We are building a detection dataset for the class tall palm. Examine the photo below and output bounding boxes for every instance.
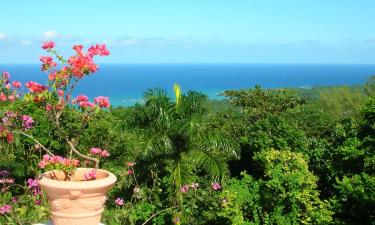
[131,86,239,203]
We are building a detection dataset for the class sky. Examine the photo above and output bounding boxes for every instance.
[0,0,375,64]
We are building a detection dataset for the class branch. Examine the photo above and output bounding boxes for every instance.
[141,206,178,225]
[65,138,99,168]
[13,131,54,156]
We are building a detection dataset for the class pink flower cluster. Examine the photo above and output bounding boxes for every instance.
[180,182,199,193]
[42,41,55,49]
[84,169,97,181]
[211,182,221,191]
[94,96,110,108]
[0,204,11,215]
[0,71,21,102]
[25,81,47,94]
[21,115,34,129]
[0,178,14,184]
[38,154,80,169]
[73,95,111,109]
[89,147,110,157]
[67,43,109,78]
[27,178,41,196]
[40,56,57,69]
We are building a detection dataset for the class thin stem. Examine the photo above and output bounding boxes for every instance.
[13,131,54,156]
[141,206,178,225]
[66,138,99,168]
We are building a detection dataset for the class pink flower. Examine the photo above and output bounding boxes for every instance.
[126,162,135,167]
[25,81,47,93]
[2,71,10,80]
[38,160,47,169]
[45,104,53,111]
[127,170,133,175]
[5,84,10,89]
[211,182,221,191]
[35,199,41,205]
[12,81,21,88]
[94,96,110,108]
[73,45,84,53]
[180,184,189,193]
[21,115,34,129]
[84,169,97,181]
[41,41,55,49]
[90,147,102,155]
[0,204,12,215]
[57,89,64,96]
[43,154,50,161]
[7,95,15,102]
[11,197,18,203]
[0,93,7,101]
[76,95,89,102]
[115,197,124,206]
[88,44,110,56]
[40,56,57,68]
[27,178,39,189]
[100,150,110,157]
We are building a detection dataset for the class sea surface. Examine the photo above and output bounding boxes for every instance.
[1,64,375,106]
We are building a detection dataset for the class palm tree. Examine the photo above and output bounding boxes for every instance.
[130,86,239,203]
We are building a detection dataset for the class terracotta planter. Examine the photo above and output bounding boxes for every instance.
[38,168,116,225]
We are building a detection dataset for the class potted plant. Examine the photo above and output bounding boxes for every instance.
[0,41,116,225]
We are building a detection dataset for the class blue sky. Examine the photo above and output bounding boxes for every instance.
[0,0,375,63]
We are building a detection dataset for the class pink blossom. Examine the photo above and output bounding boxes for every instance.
[57,89,64,96]
[0,204,12,215]
[90,147,102,155]
[127,170,133,175]
[45,104,53,111]
[94,96,110,108]
[8,95,15,102]
[115,197,124,206]
[12,81,21,88]
[5,84,10,89]
[0,93,7,101]
[126,162,135,167]
[21,115,34,129]
[84,169,97,181]
[2,71,10,80]
[27,178,39,189]
[38,160,47,169]
[0,178,15,184]
[25,81,47,93]
[40,56,57,68]
[11,197,18,203]
[88,44,110,56]
[41,41,55,49]
[100,150,110,157]
[180,184,189,193]
[76,95,89,102]
[211,182,221,191]
[73,45,84,53]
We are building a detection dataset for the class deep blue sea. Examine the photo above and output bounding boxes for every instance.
[1,64,375,106]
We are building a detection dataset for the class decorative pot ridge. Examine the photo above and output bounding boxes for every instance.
[38,168,116,225]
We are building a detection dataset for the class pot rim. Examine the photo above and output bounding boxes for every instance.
[38,168,117,190]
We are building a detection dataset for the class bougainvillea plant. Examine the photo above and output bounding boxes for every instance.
[0,41,112,181]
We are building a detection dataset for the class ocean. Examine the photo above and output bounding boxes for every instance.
[1,64,375,106]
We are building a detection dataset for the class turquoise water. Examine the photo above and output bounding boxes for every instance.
[1,64,375,106]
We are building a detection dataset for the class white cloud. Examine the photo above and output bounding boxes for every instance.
[117,37,141,46]
[19,40,33,46]
[43,30,60,39]
[0,33,6,40]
